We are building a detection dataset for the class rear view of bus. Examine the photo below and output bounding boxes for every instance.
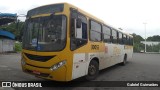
[21,3,133,81]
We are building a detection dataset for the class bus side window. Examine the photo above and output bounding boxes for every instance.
[75,15,87,39]
[119,32,123,44]
[103,25,111,43]
[128,37,130,45]
[126,36,129,45]
[129,37,133,45]
[90,20,102,42]
[112,29,117,44]
[122,34,124,44]
[123,34,126,44]
[110,29,113,43]
[130,37,133,45]
[117,31,119,44]
[128,36,130,45]
[70,9,88,50]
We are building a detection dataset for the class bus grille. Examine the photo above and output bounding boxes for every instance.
[24,53,55,62]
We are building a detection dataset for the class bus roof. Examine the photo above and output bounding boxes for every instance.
[64,3,133,37]
[27,2,133,38]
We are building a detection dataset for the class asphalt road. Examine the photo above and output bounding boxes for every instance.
[0,53,160,90]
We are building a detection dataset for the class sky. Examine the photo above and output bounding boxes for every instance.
[0,0,160,38]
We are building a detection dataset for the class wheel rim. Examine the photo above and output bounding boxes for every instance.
[89,64,96,76]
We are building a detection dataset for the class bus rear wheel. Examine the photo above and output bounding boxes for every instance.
[85,60,99,80]
[121,54,127,66]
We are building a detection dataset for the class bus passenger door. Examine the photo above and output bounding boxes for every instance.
[70,9,88,79]
[72,53,88,79]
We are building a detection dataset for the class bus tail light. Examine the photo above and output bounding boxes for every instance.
[50,60,66,71]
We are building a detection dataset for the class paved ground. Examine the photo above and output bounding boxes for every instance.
[0,53,160,90]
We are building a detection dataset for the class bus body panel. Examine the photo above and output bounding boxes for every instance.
[72,53,87,79]
[124,45,133,60]
[22,49,74,81]
[21,3,133,81]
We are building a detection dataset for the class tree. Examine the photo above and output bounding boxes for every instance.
[132,33,144,52]
[0,21,24,41]
[132,33,144,43]
[147,35,160,41]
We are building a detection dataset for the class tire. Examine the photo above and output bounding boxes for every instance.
[85,60,99,80]
[121,54,127,66]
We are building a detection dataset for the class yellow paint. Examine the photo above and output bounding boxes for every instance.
[22,3,73,81]
[125,45,133,49]
[22,3,133,81]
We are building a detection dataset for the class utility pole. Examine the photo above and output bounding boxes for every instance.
[143,23,147,53]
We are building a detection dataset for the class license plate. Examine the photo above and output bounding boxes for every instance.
[32,70,40,75]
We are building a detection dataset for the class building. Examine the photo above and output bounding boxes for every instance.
[0,13,17,25]
[0,29,15,53]
[0,13,17,53]
[141,41,160,46]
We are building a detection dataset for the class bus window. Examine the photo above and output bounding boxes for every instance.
[103,25,111,43]
[112,29,117,44]
[123,34,126,44]
[129,37,133,45]
[90,20,102,41]
[126,36,129,45]
[119,32,123,44]
[70,10,88,50]
[23,15,67,51]
[117,31,119,44]
[75,14,87,39]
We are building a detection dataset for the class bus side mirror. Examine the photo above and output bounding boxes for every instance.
[76,18,81,28]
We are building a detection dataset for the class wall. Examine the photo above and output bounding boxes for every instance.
[0,39,15,53]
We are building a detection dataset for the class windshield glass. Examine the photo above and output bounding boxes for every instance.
[23,15,66,51]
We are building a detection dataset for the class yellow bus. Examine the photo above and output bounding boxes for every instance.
[21,3,133,81]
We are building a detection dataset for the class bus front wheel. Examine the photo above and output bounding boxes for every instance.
[85,60,99,80]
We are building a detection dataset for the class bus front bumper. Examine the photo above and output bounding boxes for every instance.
[22,64,67,81]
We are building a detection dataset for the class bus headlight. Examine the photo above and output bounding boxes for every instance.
[21,57,26,65]
[50,60,66,71]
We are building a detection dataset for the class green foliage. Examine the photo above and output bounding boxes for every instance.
[15,42,22,52]
[147,35,160,41]
[132,33,144,52]
[132,33,144,43]
[132,33,160,52]
[146,44,160,52]
[146,35,160,52]
[133,43,144,52]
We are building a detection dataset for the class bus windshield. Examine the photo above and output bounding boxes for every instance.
[23,15,66,51]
